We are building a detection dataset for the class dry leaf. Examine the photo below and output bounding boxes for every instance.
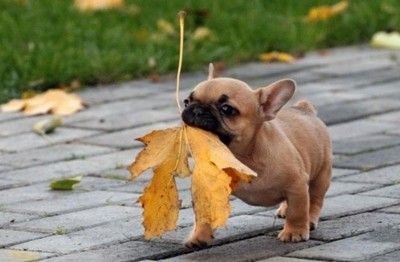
[371,31,400,49]
[0,89,84,116]
[259,51,296,63]
[75,0,124,11]
[50,176,82,190]
[32,116,64,135]
[306,1,348,22]
[129,125,256,239]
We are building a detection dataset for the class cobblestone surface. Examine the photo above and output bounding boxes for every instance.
[1,45,400,261]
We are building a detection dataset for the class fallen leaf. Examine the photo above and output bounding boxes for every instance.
[0,89,84,116]
[7,250,41,261]
[129,125,256,239]
[306,1,348,22]
[259,51,296,63]
[371,31,400,49]
[75,0,124,11]
[32,116,64,136]
[50,176,82,190]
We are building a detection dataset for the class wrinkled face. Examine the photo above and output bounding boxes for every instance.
[181,78,261,145]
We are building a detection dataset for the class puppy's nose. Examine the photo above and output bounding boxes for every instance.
[192,106,204,115]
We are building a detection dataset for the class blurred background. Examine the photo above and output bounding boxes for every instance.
[1,0,400,103]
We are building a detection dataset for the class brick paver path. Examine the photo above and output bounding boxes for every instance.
[1,46,400,261]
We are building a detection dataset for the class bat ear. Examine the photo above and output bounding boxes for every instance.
[257,79,296,120]
[208,63,215,80]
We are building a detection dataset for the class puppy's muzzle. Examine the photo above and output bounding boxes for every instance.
[181,104,220,132]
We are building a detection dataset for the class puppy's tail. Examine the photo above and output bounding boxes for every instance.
[294,99,317,115]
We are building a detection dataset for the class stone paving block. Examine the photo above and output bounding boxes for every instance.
[0,143,115,168]
[361,184,400,199]
[40,240,182,262]
[11,218,143,254]
[364,250,400,262]
[328,119,397,140]
[0,249,54,261]
[0,212,36,227]
[3,191,139,215]
[230,199,270,216]
[339,164,400,185]
[334,145,400,170]
[326,181,378,197]
[311,57,396,76]
[80,121,179,149]
[158,215,282,245]
[0,229,47,247]
[74,176,129,191]
[379,205,400,214]
[353,80,400,98]
[259,257,325,262]
[320,194,400,219]
[0,183,65,205]
[319,98,400,125]
[67,108,178,131]
[0,115,48,137]
[2,149,136,183]
[310,212,400,241]
[66,95,174,124]
[0,178,26,190]
[372,110,400,123]
[306,91,368,107]
[96,168,132,180]
[288,226,400,261]
[333,134,400,155]
[9,205,141,233]
[161,236,321,262]
[332,168,358,178]
[0,112,22,123]
[0,127,100,152]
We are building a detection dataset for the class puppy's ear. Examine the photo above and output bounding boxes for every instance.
[257,79,296,120]
[208,63,215,80]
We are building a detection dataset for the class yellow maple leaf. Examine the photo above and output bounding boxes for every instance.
[1,89,84,116]
[129,125,256,239]
[305,1,348,22]
[74,0,124,11]
[259,51,295,63]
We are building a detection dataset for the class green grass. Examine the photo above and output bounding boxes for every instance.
[1,0,400,103]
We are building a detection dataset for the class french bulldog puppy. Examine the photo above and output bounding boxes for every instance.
[181,64,332,247]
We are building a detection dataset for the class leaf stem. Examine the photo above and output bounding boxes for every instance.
[175,11,186,113]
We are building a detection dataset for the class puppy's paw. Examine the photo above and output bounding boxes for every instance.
[184,225,213,248]
[275,205,287,218]
[277,227,309,242]
[310,221,318,231]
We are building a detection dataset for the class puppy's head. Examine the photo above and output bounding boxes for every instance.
[182,63,295,146]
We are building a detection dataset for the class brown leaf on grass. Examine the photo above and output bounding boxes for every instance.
[259,52,296,63]
[129,125,256,239]
[305,1,348,22]
[74,0,124,11]
[1,89,84,116]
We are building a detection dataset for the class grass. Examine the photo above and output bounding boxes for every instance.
[1,0,400,103]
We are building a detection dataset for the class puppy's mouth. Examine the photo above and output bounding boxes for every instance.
[181,104,234,145]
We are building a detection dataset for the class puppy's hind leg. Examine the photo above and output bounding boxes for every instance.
[309,164,331,230]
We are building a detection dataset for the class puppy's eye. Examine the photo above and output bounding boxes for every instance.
[183,99,189,108]
[220,104,237,116]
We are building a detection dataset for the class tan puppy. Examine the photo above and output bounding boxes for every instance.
[181,64,332,247]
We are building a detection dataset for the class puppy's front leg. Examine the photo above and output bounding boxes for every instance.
[278,183,310,242]
[184,223,213,248]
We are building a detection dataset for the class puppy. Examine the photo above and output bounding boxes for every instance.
[181,64,332,247]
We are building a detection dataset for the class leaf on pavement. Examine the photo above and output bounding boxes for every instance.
[32,116,64,136]
[1,89,84,116]
[259,51,295,63]
[371,31,400,49]
[50,176,82,190]
[129,125,256,239]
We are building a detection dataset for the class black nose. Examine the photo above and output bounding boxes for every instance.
[192,106,204,115]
